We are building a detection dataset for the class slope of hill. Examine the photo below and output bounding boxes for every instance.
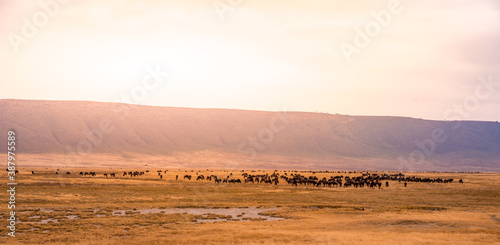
[1,99,499,171]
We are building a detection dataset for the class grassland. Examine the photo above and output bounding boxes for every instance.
[1,168,499,244]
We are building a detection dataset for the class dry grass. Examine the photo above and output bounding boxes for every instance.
[1,168,499,244]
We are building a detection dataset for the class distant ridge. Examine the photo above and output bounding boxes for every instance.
[1,99,499,171]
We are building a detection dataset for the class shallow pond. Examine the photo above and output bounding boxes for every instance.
[112,207,285,222]
[18,207,286,224]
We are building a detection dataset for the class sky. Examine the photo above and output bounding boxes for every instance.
[1,0,499,121]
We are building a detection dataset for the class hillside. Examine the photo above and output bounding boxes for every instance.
[1,99,499,171]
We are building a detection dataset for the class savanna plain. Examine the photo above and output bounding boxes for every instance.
[1,167,499,245]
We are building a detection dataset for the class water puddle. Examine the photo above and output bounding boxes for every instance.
[18,207,286,225]
[112,208,285,222]
[40,218,59,224]
[66,215,79,220]
[490,215,499,222]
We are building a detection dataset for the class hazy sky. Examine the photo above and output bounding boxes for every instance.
[1,0,499,121]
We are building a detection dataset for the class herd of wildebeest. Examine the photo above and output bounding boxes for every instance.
[174,171,463,188]
[9,168,464,188]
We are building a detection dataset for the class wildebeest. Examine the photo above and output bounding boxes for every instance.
[224,178,241,183]
[184,175,192,180]
[127,171,144,177]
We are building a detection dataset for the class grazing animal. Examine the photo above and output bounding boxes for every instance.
[184,175,192,180]
[176,175,178,180]
[66,172,70,175]
[386,181,389,187]
[104,174,108,177]
[32,171,35,174]
[459,179,463,183]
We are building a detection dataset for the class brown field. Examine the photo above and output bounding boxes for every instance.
[1,167,499,245]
